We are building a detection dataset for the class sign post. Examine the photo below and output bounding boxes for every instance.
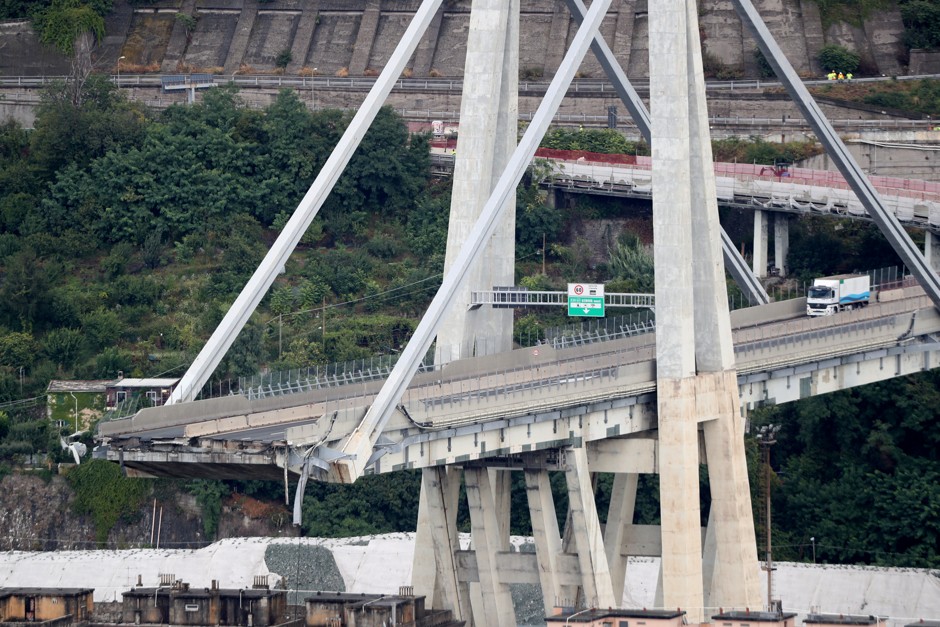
[567,283,605,317]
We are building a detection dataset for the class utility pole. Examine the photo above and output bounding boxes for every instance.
[756,423,781,612]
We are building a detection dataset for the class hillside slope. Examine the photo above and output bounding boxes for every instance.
[0,0,911,79]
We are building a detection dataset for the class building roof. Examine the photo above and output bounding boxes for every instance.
[304,591,416,608]
[0,587,94,597]
[805,615,886,625]
[546,608,686,623]
[108,378,180,389]
[123,587,283,599]
[713,610,800,622]
[46,380,111,394]
[904,622,940,627]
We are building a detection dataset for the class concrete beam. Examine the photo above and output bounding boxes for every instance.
[287,1,320,74]
[566,447,616,608]
[655,379,704,621]
[412,467,467,620]
[464,467,515,627]
[701,371,761,610]
[160,0,197,73]
[349,0,381,75]
[223,3,258,75]
[586,438,657,474]
[774,213,790,277]
[753,209,769,278]
[926,231,940,274]
[604,472,637,601]
[526,469,564,613]
[437,0,518,363]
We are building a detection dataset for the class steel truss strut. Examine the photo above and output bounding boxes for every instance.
[564,0,769,306]
[731,0,940,308]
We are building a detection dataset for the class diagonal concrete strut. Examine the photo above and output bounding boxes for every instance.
[732,0,940,309]
[166,0,445,405]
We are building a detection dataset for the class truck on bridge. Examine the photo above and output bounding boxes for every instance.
[806,273,871,316]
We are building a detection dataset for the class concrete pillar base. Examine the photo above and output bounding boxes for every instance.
[656,377,705,622]
[773,213,789,277]
[753,209,769,278]
[926,231,940,274]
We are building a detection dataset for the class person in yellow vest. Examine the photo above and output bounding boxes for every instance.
[846,72,853,80]
[827,71,837,80]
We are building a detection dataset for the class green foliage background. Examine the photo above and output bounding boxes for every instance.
[66,459,153,544]
[0,72,936,568]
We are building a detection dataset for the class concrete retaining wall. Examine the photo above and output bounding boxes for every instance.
[0,0,912,79]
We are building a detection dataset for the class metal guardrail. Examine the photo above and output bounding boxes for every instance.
[4,72,940,94]
[470,289,655,308]
[4,74,939,132]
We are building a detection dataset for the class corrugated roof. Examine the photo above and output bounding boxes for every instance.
[46,380,112,394]
[109,378,180,388]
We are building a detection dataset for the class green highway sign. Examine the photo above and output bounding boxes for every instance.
[567,296,605,317]
[567,283,605,317]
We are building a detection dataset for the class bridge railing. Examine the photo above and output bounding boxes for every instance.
[229,268,908,403]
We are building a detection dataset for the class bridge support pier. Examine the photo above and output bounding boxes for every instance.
[774,213,789,277]
[753,209,769,278]
[565,447,617,609]
[753,210,790,278]
[926,231,940,274]
[412,467,467,621]
[436,0,518,362]
[465,468,515,627]
[650,0,761,618]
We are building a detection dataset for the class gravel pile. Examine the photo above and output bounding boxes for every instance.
[511,583,546,626]
[265,543,346,604]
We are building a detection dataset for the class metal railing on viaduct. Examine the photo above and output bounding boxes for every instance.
[95,286,940,481]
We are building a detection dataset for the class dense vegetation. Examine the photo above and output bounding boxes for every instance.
[0,73,937,568]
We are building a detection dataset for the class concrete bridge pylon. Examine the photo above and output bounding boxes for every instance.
[411,0,762,623]
[650,0,761,619]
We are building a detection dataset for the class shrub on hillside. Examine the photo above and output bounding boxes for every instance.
[817,44,860,73]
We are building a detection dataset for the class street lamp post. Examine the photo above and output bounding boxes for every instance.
[756,423,781,612]
[811,536,816,563]
[117,55,125,86]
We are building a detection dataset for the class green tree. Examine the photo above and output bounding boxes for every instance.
[0,247,52,330]
[32,0,105,55]
[80,308,123,350]
[817,44,861,74]
[185,479,229,539]
[29,75,146,185]
[608,233,654,292]
[0,331,37,368]
[67,459,152,545]
[900,0,940,49]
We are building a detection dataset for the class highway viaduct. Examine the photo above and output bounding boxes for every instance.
[90,0,940,624]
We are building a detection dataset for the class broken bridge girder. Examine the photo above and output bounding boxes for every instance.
[731,0,940,309]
